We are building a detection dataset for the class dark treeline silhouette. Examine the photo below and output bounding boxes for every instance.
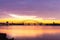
[0,22,24,26]
[0,21,60,26]
[44,22,60,26]
[0,33,14,40]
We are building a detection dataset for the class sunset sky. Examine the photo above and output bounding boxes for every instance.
[0,0,60,38]
[0,0,60,20]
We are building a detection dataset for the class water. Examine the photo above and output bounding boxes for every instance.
[0,25,60,40]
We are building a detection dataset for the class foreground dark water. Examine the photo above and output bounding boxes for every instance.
[0,25,60,40]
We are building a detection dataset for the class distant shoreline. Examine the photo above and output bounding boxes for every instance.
[0,23,60,26]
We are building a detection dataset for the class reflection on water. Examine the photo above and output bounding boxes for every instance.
[0,25,60,40]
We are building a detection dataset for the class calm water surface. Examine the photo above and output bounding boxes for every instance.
[0,25,60,40]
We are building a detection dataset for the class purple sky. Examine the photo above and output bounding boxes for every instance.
[0,0,60,19]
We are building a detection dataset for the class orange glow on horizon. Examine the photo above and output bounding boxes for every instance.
[0,18,60,23]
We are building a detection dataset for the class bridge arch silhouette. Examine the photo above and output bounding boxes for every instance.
[23,20,40,25]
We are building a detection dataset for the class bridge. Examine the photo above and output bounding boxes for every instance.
[22,20,40,25]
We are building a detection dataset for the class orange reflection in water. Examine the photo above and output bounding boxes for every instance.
[0,26,60,38]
